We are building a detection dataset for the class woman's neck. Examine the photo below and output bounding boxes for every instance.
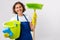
[17,13,23,16]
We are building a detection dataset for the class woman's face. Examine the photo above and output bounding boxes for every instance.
[15,4,23,14]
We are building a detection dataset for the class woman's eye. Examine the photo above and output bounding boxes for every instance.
[16,7,19,9]
[19,6,21,8]
[15,6,22,9]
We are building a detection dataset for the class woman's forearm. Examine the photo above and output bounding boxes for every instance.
[30,22,35,31]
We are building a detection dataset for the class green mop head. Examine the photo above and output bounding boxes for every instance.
[26,3,43,10]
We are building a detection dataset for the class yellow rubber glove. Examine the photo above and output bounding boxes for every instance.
[31,11,37,27]
[4,33,9,38]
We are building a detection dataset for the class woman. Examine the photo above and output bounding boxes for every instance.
[11,1,35,40]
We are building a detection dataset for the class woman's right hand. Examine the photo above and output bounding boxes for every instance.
[4,33,9,38]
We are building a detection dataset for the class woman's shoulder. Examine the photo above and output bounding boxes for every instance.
[10,15,17,21]
[24,14,32,22]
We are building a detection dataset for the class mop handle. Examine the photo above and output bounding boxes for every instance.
[33,9,37,40]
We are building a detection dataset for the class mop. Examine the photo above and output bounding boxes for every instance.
[26,3,43,40]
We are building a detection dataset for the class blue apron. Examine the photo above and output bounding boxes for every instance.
[16,14,32,40]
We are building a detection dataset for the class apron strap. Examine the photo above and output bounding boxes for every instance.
[17,14,19,21]
[17,14,29,22]
[23,14,29,22]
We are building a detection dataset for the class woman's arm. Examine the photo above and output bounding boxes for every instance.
[30,22,35,31]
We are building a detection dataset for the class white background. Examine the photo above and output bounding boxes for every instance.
[0,0,60,40]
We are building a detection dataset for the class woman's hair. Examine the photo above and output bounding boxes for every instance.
[13,1,26,14]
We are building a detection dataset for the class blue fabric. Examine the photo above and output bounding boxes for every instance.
[16,14,32,40]
[3,28,13,37]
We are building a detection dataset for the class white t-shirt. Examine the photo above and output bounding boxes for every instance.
[10,14,31,22]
